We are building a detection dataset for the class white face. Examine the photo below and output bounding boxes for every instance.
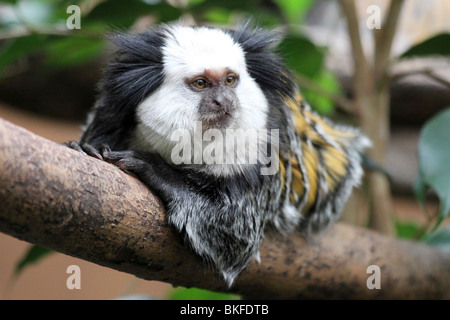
[134,25,270,173]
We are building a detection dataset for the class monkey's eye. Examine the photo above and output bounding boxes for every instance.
[192,78,208,90]
[225,75,237,86]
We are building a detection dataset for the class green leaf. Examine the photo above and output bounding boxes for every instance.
[0,34,48,77]
[85,0,154,28]
[280,34,324,78]
[400,33,450,58]
[416,107,450,227]
[395,221,420,239]
[44,36,105,69]
[15,245,53,277]
[168,287,239,300]
[191,0,259,13]
[273,0,314,24]
[151,2,183,23]
[201,7,232,24]
[413,172,428,205]
[188,0,206,5]
[424,228,450,253]
[301,69,340,114]
[85,0,181,28]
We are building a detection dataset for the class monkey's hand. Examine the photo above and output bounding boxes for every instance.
[67,142,180,200]
[67,141,106,161]
[101,149,184,201]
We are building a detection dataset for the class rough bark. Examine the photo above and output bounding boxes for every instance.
[0,118,449,299]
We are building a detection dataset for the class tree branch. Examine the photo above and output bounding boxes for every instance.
[374,0,405,88]
[339,0,397,236]
[391,67,450,89]
[0,117,449,299]
[295,73,354,114]
[339,0,371,87]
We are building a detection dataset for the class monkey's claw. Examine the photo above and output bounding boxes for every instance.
[67,141,104,160]
[101,150,144,173]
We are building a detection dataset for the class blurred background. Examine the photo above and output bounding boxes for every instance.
[0,0,449,299]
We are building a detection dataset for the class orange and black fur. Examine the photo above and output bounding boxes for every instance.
[269,92,369,235]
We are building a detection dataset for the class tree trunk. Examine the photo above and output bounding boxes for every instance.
[339,0,405,236]
[360,91,395,235]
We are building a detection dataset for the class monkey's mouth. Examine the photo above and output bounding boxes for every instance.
[201,111,233,128]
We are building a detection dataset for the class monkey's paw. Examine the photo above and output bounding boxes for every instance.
[66,141,109,161]
[101,150,147,174]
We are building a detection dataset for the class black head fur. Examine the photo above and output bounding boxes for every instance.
[228,22,297,101]
[81,27,167,148]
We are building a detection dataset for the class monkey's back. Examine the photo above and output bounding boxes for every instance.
[267,92,370,234]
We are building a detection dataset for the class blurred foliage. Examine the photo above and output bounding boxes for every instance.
[167,287,239,300]
[0,0,339,113]
[396,19,450,251]
[400,33,450,58]
[414,107,450,231]
[424,227,450,253]
[395,220,420,240]
[14,244,53,277]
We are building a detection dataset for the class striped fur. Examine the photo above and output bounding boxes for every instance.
[270,92,370,234]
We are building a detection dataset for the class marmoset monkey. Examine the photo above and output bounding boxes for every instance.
[69,22,369,286]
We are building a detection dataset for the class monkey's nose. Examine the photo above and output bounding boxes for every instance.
[211,98,235,113]
[212,100,222,108]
